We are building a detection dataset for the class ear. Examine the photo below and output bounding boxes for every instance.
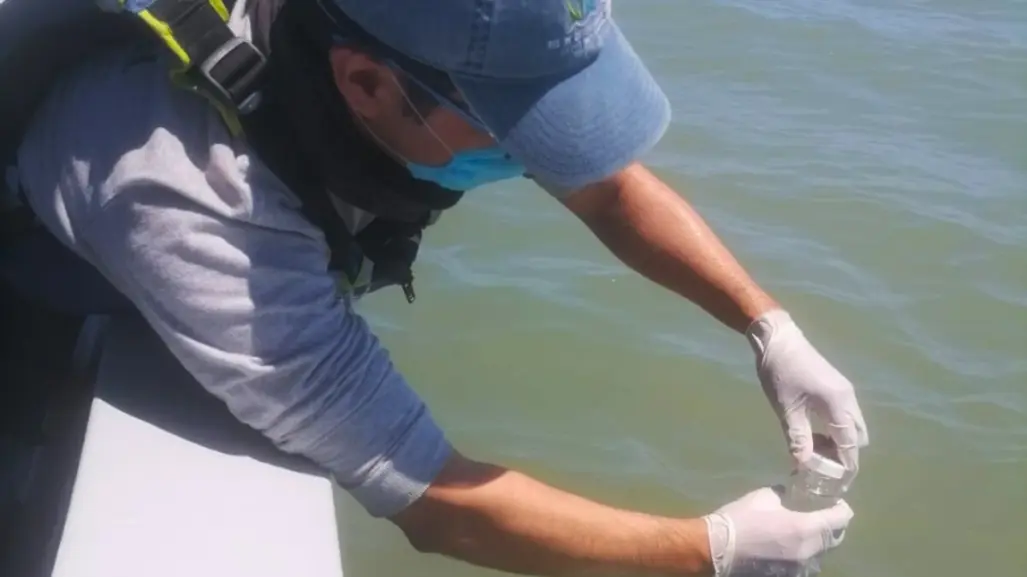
[328,45,398,119]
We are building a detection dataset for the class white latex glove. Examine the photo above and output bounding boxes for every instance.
[704,486,853,577]
[746,309,869,481]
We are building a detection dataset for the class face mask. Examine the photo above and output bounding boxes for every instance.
[366,72,526,191]
[406,147,525,191]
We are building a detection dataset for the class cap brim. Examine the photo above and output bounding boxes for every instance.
[451,21,670,191]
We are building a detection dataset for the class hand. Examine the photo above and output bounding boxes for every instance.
[704,486,853,577]
[745,309,869,481]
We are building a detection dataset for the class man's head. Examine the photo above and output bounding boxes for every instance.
[327,39,496,171]
[318,0,670,192]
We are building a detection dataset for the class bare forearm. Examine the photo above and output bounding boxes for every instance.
[392,453,713,576]
[565,164,777,333]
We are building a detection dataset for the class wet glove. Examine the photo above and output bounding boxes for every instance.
[704,486,853,576]
[746,309,869,481]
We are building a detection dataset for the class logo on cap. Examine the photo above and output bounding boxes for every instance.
[566,0,597,22]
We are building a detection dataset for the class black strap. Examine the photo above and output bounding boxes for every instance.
[238,90,356,272]
[176,0,451,301]
[145,0,267,112]
[241,81,429,301]
[284,0,466,217]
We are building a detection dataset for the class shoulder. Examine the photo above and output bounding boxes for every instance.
[16,47,317,249]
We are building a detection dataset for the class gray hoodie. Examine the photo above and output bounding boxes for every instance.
[14,1,453,518]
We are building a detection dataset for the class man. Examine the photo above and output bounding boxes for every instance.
[0,0,868,575]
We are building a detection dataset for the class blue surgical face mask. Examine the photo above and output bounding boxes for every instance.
[406,147,525,191]
[383,66,526,191]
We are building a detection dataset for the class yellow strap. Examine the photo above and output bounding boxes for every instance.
[125,0,245,136]
[138,9,191,67]
[209,0,229,21]
[132,0,230,67]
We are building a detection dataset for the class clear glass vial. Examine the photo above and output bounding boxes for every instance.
[784,452,847,512]
[783,452,847,577]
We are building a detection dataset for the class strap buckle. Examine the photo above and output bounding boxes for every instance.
[198,36,267,114]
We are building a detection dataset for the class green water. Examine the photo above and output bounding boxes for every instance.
[336,1,1027,575]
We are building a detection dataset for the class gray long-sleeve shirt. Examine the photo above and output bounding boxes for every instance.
[13,34,461,517]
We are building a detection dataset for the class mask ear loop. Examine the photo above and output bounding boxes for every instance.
[342,69,453,168]
[329,32,466,164]
[350,109,414,166]
[396,68,492,135]
[387,72,457,158]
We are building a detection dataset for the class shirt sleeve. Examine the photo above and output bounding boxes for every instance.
[80,184,451,518]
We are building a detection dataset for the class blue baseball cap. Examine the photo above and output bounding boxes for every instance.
[326,0,670,191]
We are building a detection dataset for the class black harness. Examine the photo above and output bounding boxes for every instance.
[3,0,466,302]
[241,0,466,301]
